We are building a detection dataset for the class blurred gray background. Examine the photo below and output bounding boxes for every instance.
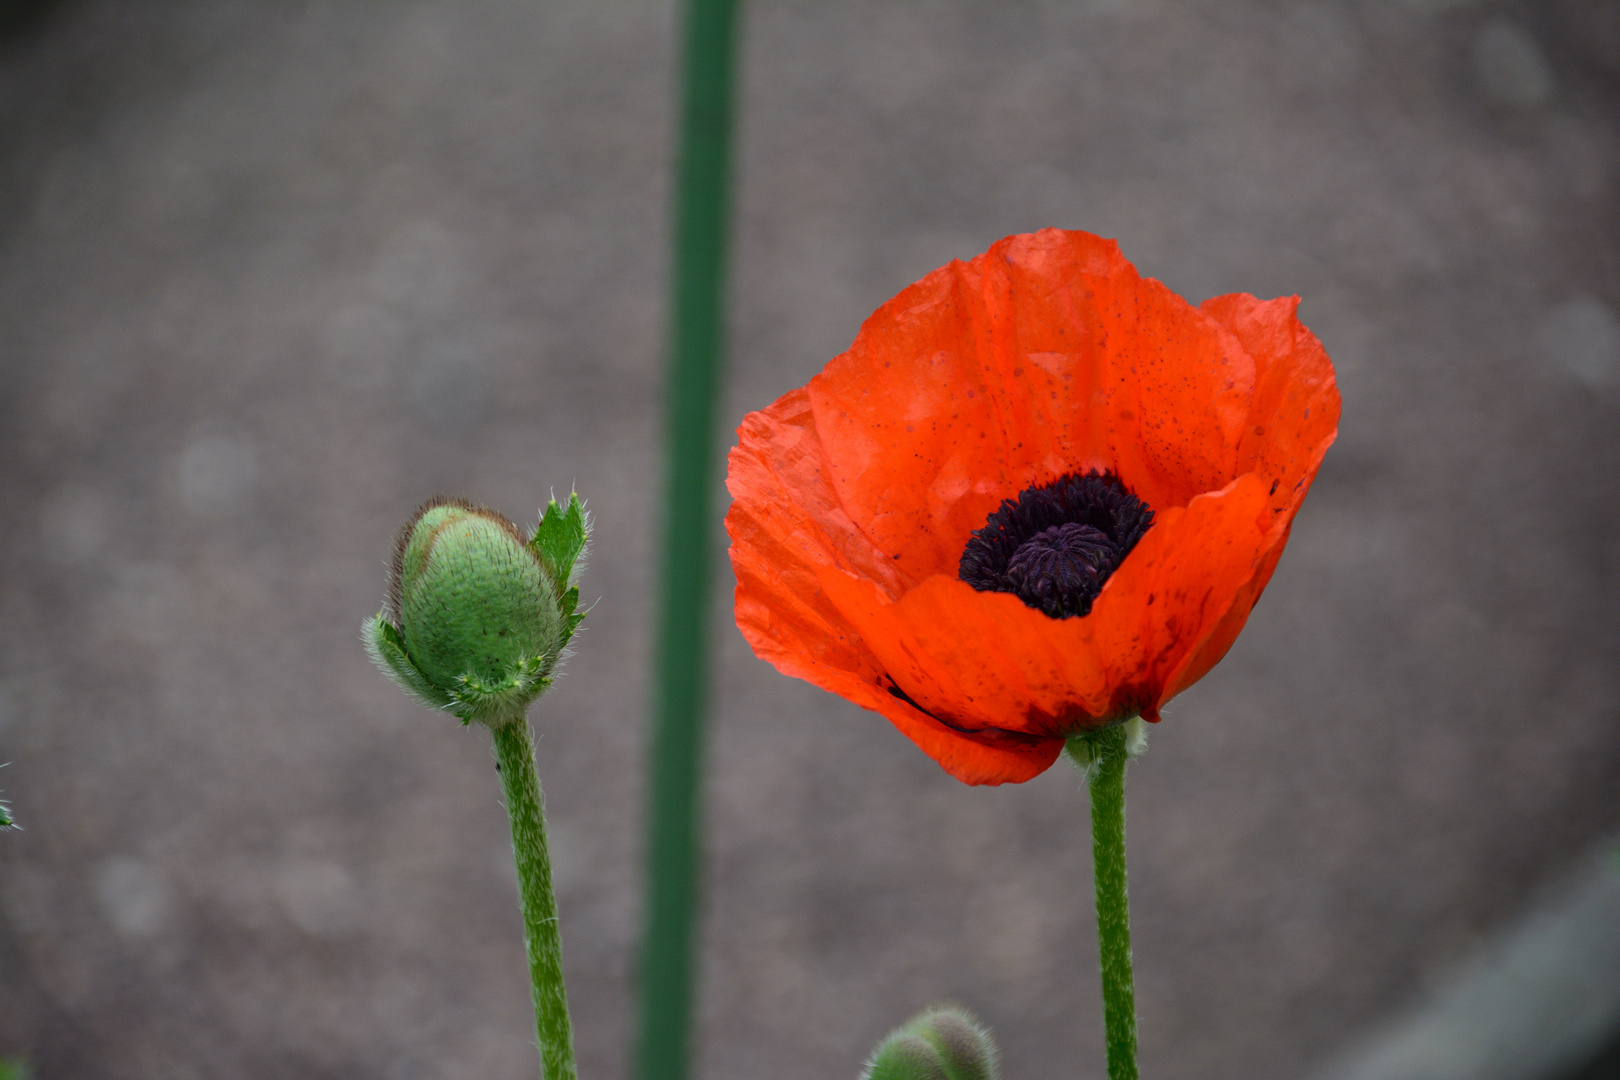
[1,2,1618,1079]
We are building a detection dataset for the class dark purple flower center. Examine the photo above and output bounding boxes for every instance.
[958,471,1153,619]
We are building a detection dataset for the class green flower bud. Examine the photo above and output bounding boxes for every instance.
[866,1035,948,1080]
[862,1006,998,1080]
[364,493,590,727]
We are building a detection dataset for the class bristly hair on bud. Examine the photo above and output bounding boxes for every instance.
[364,492,592,728]
[861,1005,999,1080]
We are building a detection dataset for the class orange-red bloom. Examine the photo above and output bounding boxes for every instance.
[725,229,1339,785]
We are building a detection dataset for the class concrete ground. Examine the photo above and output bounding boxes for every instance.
[0,2,1617,1079]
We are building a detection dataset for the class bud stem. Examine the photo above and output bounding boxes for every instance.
[1068,726,1139,1080]
[492,714,578,1080]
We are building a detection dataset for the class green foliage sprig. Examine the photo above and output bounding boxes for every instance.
[0,763,16,831]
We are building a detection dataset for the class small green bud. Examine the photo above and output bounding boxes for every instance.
[862,1006,998,1080]
[364,494,590,727]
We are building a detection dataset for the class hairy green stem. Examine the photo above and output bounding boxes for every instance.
[493,715,577,1080]
[1070,727,1139,1080]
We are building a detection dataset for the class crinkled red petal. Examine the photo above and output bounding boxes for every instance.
[726,229,1340,785]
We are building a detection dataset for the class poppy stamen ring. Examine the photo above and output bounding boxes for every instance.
[958,471,1154,619]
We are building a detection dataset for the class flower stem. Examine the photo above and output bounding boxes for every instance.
[1070,726,1139,1080]
[492,714,577,1080]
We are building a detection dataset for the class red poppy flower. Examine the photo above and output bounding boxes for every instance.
[725,229,1339,785]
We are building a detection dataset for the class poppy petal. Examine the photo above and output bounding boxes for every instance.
[808,229,1256,582]
[809,474,1271,750]
[1163,528,1288,703]
[1166,294,1340,698]
[726,389,1060,785]
[1202,292,1341,519]
[727,386,896,682]
[1084,473,1275,718]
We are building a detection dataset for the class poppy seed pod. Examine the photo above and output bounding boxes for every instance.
[862,1006,999,1080]
[365,493,589,727]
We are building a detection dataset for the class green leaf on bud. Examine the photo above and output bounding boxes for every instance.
[532,492,590,649]
[862,1006,998,1080]
[363,495,591,727]
[532,492,589,586]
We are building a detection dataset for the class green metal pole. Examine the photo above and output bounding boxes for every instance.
[639,2,740,1080]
